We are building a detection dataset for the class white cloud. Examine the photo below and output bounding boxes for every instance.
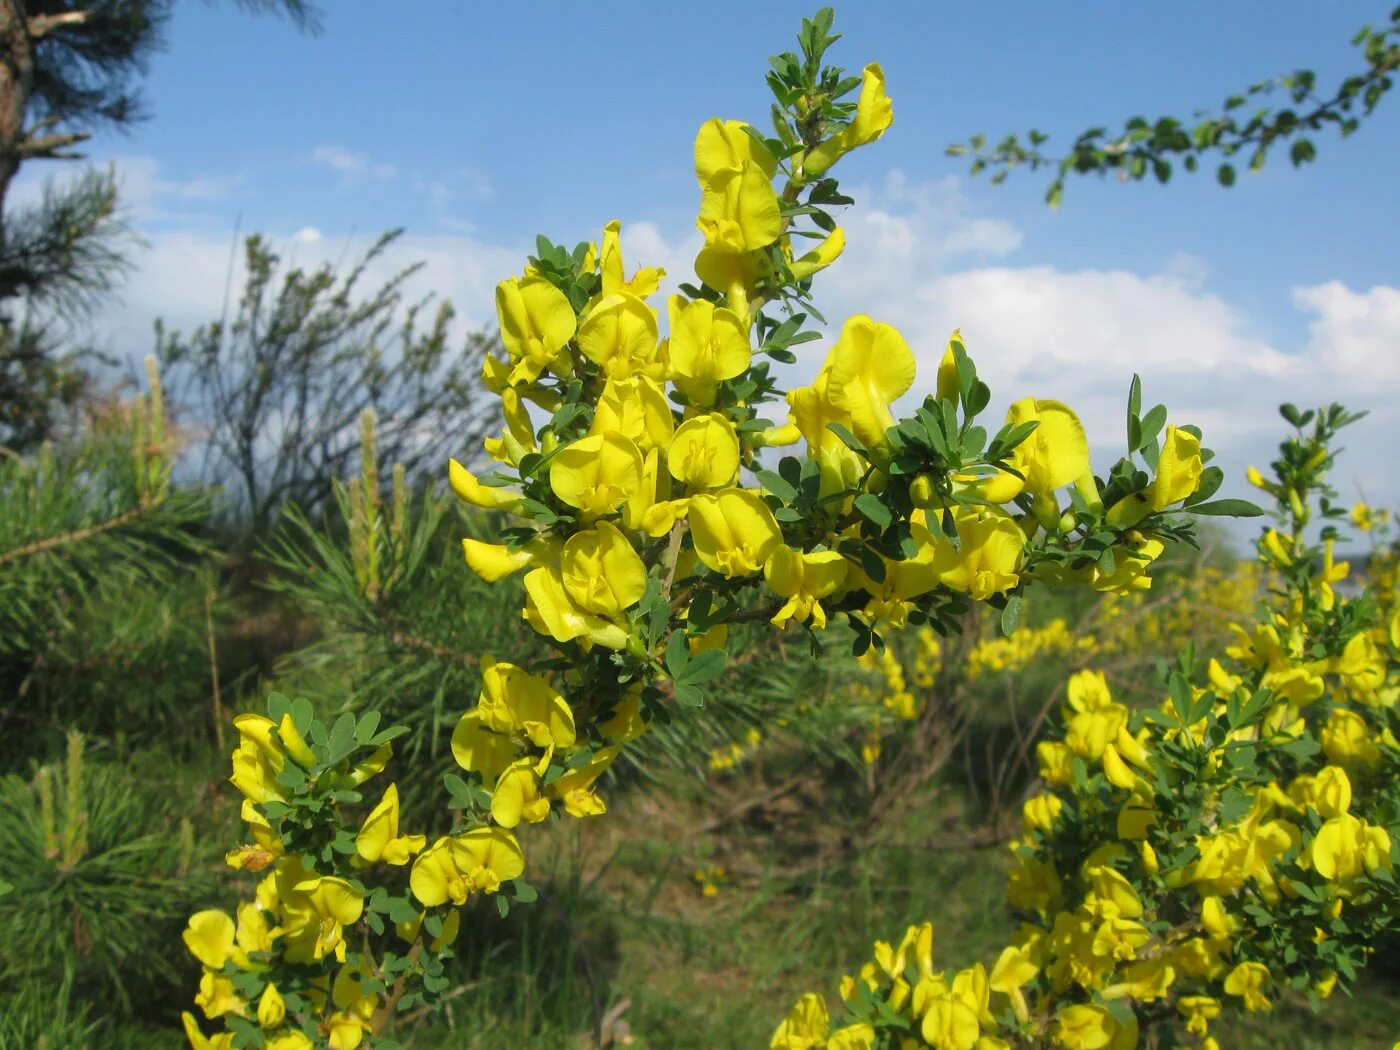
[311,145,396,180]
[1293,281,1400,385]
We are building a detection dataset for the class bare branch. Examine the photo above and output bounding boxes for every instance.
[26,9,92,40]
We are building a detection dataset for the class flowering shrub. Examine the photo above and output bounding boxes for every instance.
[772,405,1399,1049]
[183,11,1267,1047]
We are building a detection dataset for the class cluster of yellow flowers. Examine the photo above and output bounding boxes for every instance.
[965,618,1088,679]
[182,705,420,1049]
[185,12,1250,1047]
[773,414,1399,1048]
[851,635,940,765]
[693,862,731,898]
[711,726,765,773]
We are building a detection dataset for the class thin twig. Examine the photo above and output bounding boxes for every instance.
[205,584,225,752]
[0,504,146,566]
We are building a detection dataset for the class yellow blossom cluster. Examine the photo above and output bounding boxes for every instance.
[774,430,1399,1048]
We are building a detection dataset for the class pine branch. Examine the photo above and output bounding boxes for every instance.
[0,501,147,567]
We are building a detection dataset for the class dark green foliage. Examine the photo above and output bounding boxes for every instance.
[0,382,220,770]
[0,165,130,309]
[0,735,216,1020]
[950,5,1400,206]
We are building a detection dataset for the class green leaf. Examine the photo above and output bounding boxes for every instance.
[1126,373,1142,451]
[999,593,1023,636]
[512,879,539,903]
[756,469,797,503]
[854,493,892,527]
[1187,499,1264,517]
[388,896,420,925]
[674,683,705,709]
[680,648,728,685]
[665,631,690,679]
[355,710,382,745]
[826,422,866,456]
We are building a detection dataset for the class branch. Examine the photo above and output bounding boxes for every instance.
[0,503,147,567]
[16,129,91,160]
[26,9,91,40]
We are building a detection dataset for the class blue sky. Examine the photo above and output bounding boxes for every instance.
[22,1,1399,532]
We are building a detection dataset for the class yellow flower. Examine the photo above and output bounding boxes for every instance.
[264,1031,314,1050]
[1310,812,1393,885]
[1223,961,1273,1012]
[927,511,1025,600]
[769,991,827,1049]
[491,757,551,828]
[195,970,247,1019]
[590,375,675,452]
[1320,707,1381,770]
[827,1023,876,1050]
[786,368,865,499]
[1150,425,1204,508]
[988,944,1037,1023]
[229,714,286,805]
[764,547,848,629]
[257,983,286,1029]
[919,992,981,1050]
[182,1012,236,1050]
[496,275,576,384]
[695,118,781,256]
[448,458,522,513]
[1109,425,1203,525]
[546,746,619,817]
[1291,765,1352,818]
[667,297,751,405]
[804,63,893,175]
[596,219,664,300]
[1021,792,1063,835]
[578,292,664,380]
[549,432,645,519]
[1005,397,1089,498]
[789,227,846,282]
[183,909,235,970]
[598,688,650,744]
[689,487,784,577]
[461,535,554,583]
[561,521,647,619]
[525,563,634,649]
[825,314,916,452]
[1350,501,1377,531]
[282,874,365,964]
[695,117,778,186]
[355,783,426,866]
[449,710,516,783]
[669,413,741,489]
[1177,995,1221,1036]
[1053,1003,1137,1050]
[1091,535,1165,594]
[475,657,576,749]
[409,827,526,906]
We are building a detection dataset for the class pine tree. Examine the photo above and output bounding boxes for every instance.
[0,0,319,448]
